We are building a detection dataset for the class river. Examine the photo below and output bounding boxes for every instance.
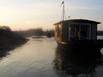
[0,37,103,77]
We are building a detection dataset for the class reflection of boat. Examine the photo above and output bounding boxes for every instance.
[53,45,101,75]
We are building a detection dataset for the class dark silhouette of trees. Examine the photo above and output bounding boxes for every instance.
[15,28,54,38]
[0,26,27,58]
[0,26,11,31]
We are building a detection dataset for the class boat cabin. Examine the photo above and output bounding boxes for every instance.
[54,19,100,43]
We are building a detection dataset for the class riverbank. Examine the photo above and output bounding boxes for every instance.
[0,29,28,58]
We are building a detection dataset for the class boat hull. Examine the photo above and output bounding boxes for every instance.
[57,40,103,61]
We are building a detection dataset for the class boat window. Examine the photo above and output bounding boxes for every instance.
[59,24,62,37]
[69,24,80,40]
[55,25,59,37]
[69,23,91,40]
[80,23,91,40]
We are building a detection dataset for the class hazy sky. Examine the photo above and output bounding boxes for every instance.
[0,0,103,30]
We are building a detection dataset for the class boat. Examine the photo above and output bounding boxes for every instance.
[53,1,103,59]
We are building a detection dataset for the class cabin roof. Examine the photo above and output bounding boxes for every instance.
[54,19,101,25]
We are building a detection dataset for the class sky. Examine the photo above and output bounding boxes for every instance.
[0,0,103,30]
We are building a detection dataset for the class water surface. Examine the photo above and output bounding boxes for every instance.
[0,37,103,77]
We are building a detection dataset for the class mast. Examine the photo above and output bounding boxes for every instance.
[62,0,65,21]
[61,0,71,20]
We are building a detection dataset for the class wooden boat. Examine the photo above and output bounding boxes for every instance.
[54,19,103,59]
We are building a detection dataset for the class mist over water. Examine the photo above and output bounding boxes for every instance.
[0,37,103,77]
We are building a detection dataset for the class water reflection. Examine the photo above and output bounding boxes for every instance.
[53,45,103,76]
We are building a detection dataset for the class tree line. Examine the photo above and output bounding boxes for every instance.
[15,28,54,38]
